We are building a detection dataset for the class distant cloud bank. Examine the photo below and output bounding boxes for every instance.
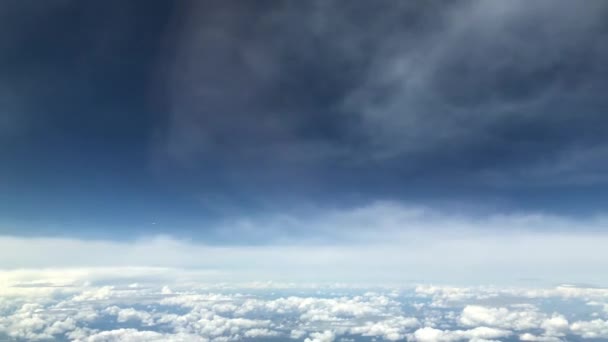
[1,202,608,284]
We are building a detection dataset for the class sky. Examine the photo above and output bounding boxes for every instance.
[2,1,608,282]
[4,1,608,341]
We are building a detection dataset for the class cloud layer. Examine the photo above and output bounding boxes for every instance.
[1,202,608,285]
[2,0,608,235]
[2,270,608,341]
[161,0,608,189]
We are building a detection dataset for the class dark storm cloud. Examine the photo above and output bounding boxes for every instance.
[2,0,608,231]
[160,1,451,163]
[160,0,608,187]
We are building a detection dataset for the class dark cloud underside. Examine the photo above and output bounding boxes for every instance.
[1,0,608,235]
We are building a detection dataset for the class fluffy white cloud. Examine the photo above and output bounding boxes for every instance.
[460,305,545,330]
[416,284,608,307]
[541,314,569,337]
[242,328,279,338]
[73,286,115,302]
[0,302,83,341]
[304,330,335,342]
[410,326,511,342]
[2,269,608,341]
[349,316,420,341]
[104,306,155,326]
[74,329,206,342]
[0,273,424,341]
[570,319,608,339]
[459,305,570,341]
[519,332,562,342]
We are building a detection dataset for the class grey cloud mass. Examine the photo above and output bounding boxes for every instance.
[162,0,608,186]
[1,0,608,236]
